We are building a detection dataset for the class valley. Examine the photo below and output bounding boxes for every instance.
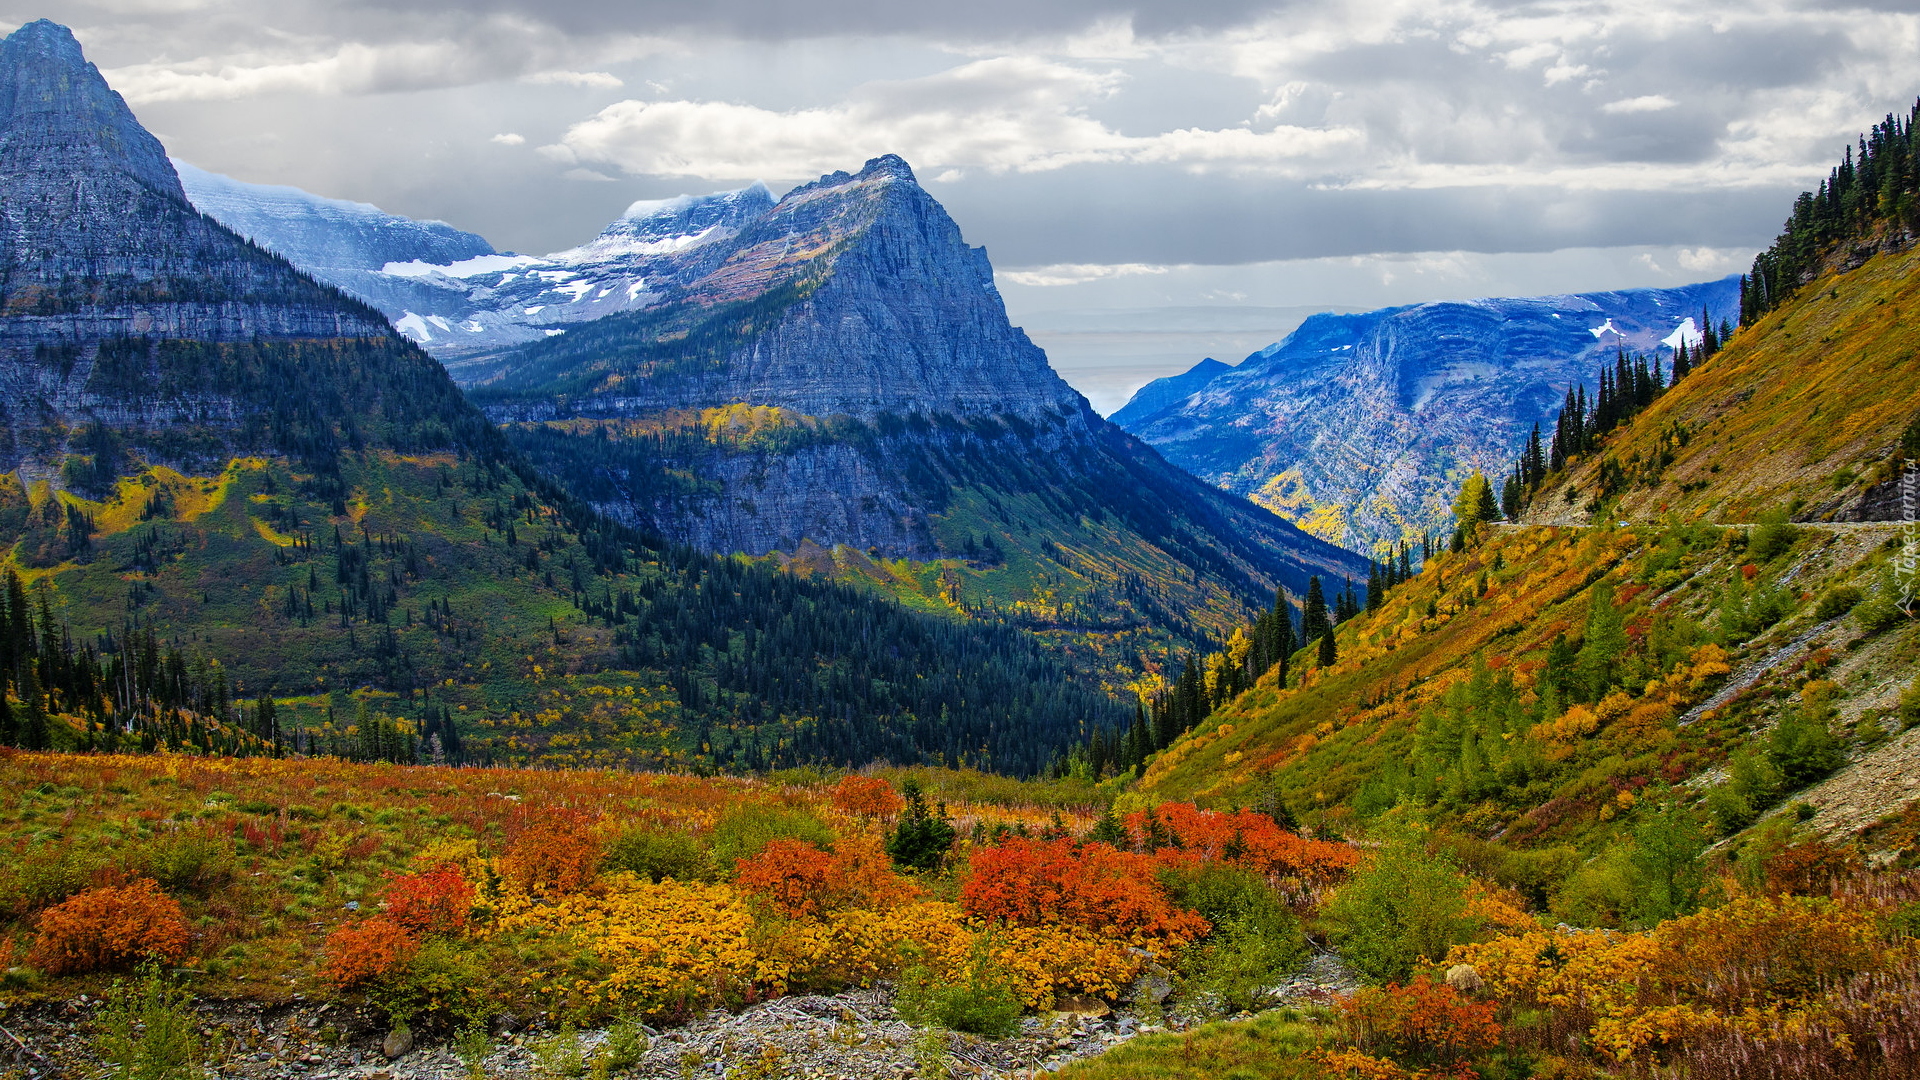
[0,13,1918,1080]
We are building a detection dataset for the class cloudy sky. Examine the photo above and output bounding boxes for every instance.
[12,0,1918,411]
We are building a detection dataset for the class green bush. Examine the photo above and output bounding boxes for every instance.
[603,826,714,883]
[1748,513,1800,562]
[886,778,957,872]
[896,939,1023,1038]
[1768,707,1846,790]
[136,829,235,895]
[0,841,103,917]
[371,937,488,1025]
[1551,847,1636,928]
[1163,865,1307,1014]
[1815,585,1864,620]
[1899,675,1920,732]
[1626,796,1709,927]
[1705,748,1783,836]
[709,805,835,873]
[94,962,202,1080]
[1322,822,1482,984]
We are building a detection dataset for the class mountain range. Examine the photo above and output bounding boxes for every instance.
[1112,279,1742,554]
[0,19,1135,773]
[186,151,1369,671]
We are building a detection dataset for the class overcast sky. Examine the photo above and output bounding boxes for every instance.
[12,0,1918,411]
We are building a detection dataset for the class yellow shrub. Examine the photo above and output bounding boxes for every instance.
[495,873,758,1016]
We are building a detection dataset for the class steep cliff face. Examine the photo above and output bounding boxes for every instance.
[0,20,480,481]
[1114,279,1741,553]
[483,156,1366,660]
[480,157,1086,422]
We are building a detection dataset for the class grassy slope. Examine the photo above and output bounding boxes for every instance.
[1533,242,1920,525]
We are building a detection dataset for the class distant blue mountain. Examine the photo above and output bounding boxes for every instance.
[1109,357,1232,430]
[1112,277,1742,553]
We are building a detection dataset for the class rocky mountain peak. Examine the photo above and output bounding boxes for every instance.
[0,19,181,201]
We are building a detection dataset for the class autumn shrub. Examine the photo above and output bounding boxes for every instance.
[500,810,602,897]
[1338,974,1500,1071]
[830,775,904,819]
[603,825,713,883]
[1456,893,1911,1065]
[382,863,474,937]
[1126,802,1359,882]
[318,916,418,988]
[27,879,190,976]
[735,834,915,919]
[493,875,759,1019]
[961,836,1209,952]
[709,805,835,873]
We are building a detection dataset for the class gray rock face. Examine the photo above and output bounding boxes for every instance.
[1114,279,1742,553]
[484,156,1087,423]
[0,20,464,479]
[486,156,1367,627]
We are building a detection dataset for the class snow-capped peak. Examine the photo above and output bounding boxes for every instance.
[548,182,775,265]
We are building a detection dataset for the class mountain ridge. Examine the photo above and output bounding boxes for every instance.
[1112,277,1741,554]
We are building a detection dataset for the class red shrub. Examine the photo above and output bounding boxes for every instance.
[735,834,918,918]
[27,879,190,975]
[961,837,1209,948]
[830,776,905,819]
[736,838,843,918]
[500,810,601,897]
[1124,802,1361,881]
[318,917,417,988]
[1338,974,1500,1070]
[382,863,474,937]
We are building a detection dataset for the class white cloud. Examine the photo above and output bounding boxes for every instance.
[1601,94,1677,115]
[521,70,624,89]
[1677,246,1737,272]
[554,56,1361,179]
[1001,262,1175,286]
[491,132,526,145]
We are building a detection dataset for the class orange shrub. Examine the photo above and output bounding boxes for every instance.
[735,834,918,918]
[830,776,904,819]
[26,879,190,975]
[499,809,602,897]
[318,916,417,988]
[1338,974,1500,1071]
[1123,802,1360,881]
[382,863,474,937]
[961,837,1209,950]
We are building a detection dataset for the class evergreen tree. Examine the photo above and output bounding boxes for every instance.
[887,777,957,871]
[1302,577,1331,651]
[1317,631,1337,668]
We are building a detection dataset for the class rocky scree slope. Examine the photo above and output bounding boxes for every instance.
[1114,278,1739,555]
[472,156,1367,659]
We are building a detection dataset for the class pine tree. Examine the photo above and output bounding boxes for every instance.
[1317,630,1337,668]
[1302,577,1331,650]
